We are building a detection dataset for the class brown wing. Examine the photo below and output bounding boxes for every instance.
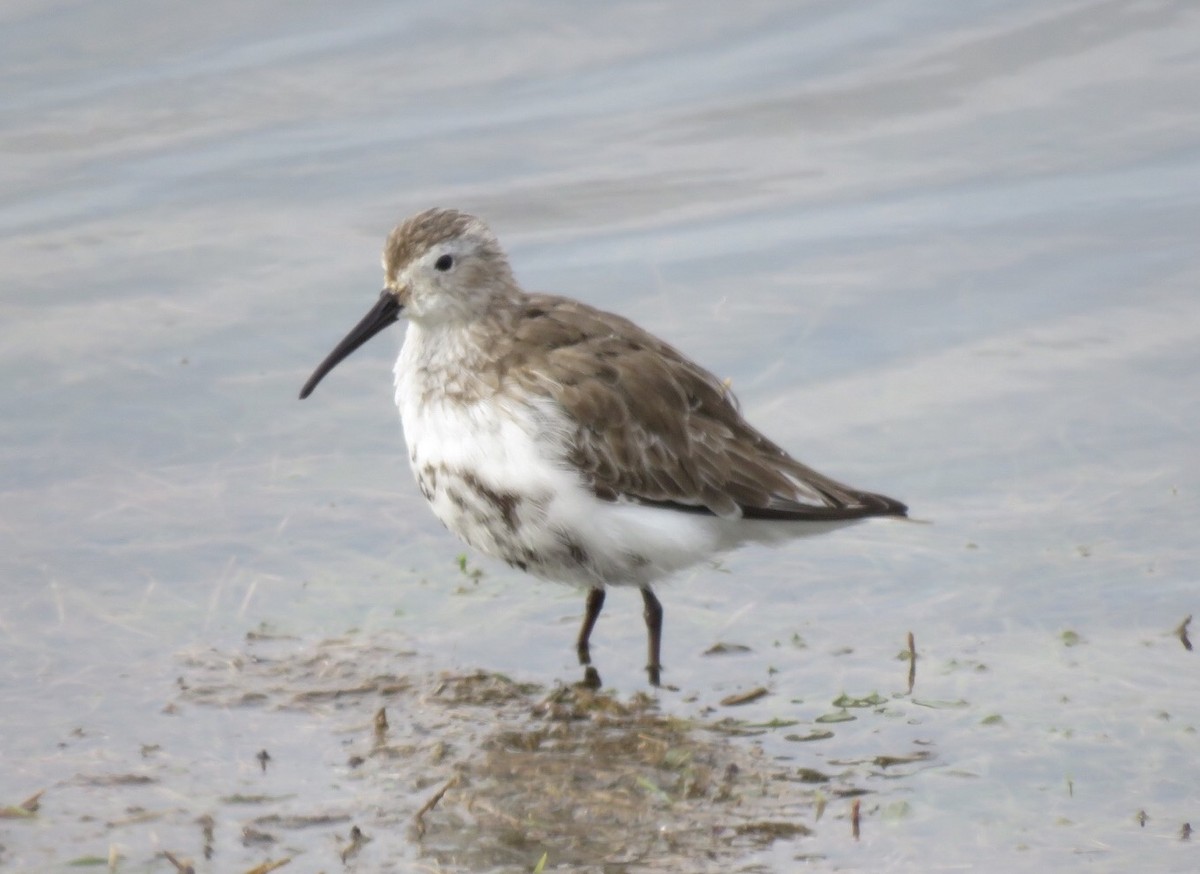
[498,294,907,521]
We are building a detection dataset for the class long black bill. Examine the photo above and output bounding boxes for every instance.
[299,290,402,399]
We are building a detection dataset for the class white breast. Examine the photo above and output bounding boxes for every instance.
[392,324,725,587]
[392,323,855,589]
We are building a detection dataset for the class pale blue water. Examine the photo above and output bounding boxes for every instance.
[2,1,1199,871]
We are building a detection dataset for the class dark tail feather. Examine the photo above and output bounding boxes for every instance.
[741,489,907,521]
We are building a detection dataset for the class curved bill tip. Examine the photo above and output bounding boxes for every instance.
[299,291,401,399]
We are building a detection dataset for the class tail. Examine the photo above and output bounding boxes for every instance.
[741,488,907,521]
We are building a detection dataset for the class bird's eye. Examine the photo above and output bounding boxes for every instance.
[434,254,454,272]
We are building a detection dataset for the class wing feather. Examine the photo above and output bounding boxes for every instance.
[499,294,907,521]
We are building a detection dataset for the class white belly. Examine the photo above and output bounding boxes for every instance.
[392,329,856,588]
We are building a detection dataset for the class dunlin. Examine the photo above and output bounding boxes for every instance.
[301,208,906,685]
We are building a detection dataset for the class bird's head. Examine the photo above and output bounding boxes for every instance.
[300,208,515,399]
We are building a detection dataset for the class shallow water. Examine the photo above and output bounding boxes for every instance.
[3,1,1199,871]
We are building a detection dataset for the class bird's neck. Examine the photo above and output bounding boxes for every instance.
[397,316,508,406]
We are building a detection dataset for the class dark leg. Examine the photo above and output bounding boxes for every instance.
[576,587,606,666]
[640,587,664,686]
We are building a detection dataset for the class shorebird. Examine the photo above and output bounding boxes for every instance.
[300,208,906,686]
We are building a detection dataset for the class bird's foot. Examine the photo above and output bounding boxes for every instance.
[646,662,662,687]
[579,666,602,690]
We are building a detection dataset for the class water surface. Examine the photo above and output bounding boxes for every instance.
[2,1,1199,871]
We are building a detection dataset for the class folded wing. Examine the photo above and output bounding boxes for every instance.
[503,294,907,522]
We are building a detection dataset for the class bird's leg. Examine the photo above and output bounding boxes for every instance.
[576,587,606,666]
[640,587,664,686]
